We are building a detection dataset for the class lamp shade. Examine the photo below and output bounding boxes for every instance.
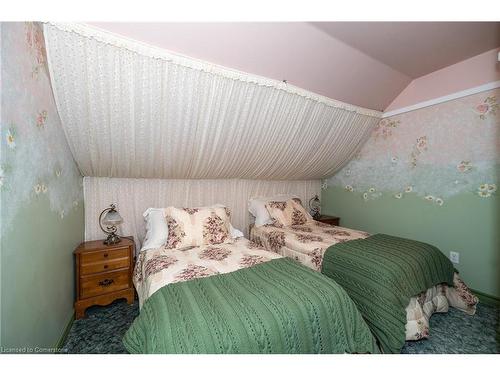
[102,209,123,226]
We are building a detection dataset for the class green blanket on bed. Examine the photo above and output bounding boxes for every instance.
[123,258,378,354]
[321,233,455,354]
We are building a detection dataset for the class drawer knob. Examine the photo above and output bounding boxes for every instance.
[103,264,109,269]
[103,253,109,258]
[98,279,114,287]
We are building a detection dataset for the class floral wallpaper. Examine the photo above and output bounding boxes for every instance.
[1,22,83,230]
[327,89,500,205]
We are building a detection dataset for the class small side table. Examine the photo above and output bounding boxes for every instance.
[315,215,340,226]
[74,237,135,319]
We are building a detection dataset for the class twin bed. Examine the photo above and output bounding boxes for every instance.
[250,221,477,352]
[125,237,378,353]
[123,198,477,354]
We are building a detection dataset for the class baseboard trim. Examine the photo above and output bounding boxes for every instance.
[55,311,75,350]
[472,289,500,307]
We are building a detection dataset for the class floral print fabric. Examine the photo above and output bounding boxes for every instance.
[165,216,186,249]
[203,212,229,244]
[164,206,233,250]
[250,221,368,271]
[134,237,281,308]
[265,199,314,227]
[405,273,477,341]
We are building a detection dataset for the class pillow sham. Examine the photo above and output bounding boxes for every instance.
[141,208,169,252]
[213,204,244,238]
[164,205,234,250]
[140,205,243,252]
[265,198,313,227]
[248,194,301,227]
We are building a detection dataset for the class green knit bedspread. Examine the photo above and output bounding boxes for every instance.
[123,258,378,354]
[321,234,455,354]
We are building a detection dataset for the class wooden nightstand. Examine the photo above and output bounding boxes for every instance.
[315,215,340,226]
[74,237,135,319]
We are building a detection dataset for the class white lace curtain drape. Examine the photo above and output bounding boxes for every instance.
[43,23,381,180]
[84,177,320,248]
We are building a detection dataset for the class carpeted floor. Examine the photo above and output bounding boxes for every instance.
[62,299,499,354]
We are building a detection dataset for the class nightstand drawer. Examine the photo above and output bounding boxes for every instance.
[80,257,130,276]
[80,270,130,299]
[80,247,129,265]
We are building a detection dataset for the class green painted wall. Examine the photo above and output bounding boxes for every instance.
[0,196,84,350]
[0,22,85,351]
[322,186,500,299]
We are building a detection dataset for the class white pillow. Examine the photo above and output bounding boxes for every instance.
[140,208,168,252]
[248,194,299,227]
[229,225,244,239]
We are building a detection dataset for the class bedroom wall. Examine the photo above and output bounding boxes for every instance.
[84,177,320,250]
[0,23,84,350]
[323,87,500,299]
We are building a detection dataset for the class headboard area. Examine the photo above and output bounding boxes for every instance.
[84,177,321,249]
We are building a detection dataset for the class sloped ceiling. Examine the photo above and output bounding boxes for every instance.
[44,23,381,181]
[45,22,498,182]
[87,22,412,111]
[88,22,500,111]
[312,22,500,79]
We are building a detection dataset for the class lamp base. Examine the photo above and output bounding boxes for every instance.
[103,233,121,245]
[311,210,321,220]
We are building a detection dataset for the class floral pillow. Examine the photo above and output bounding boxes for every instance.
[265,198,313,227]
[164,206,233,250]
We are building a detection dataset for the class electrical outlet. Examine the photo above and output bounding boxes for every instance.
[449,251,460,264]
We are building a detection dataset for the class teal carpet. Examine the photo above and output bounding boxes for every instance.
[62,299,499,354]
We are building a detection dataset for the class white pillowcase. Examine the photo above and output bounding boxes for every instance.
[229,225,244,239]
[141,208,169,252]
[140,205,244,252]
[248,194,299,227]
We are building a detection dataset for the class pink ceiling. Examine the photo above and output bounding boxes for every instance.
[385,48,500,112]
[311,22,500,78]
[86,22,500,111]
[87,22,411,111]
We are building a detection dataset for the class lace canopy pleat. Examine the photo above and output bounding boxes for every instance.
[43,23,381,180]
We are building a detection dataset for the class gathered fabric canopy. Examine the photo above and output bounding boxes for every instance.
[43,23,381,180]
